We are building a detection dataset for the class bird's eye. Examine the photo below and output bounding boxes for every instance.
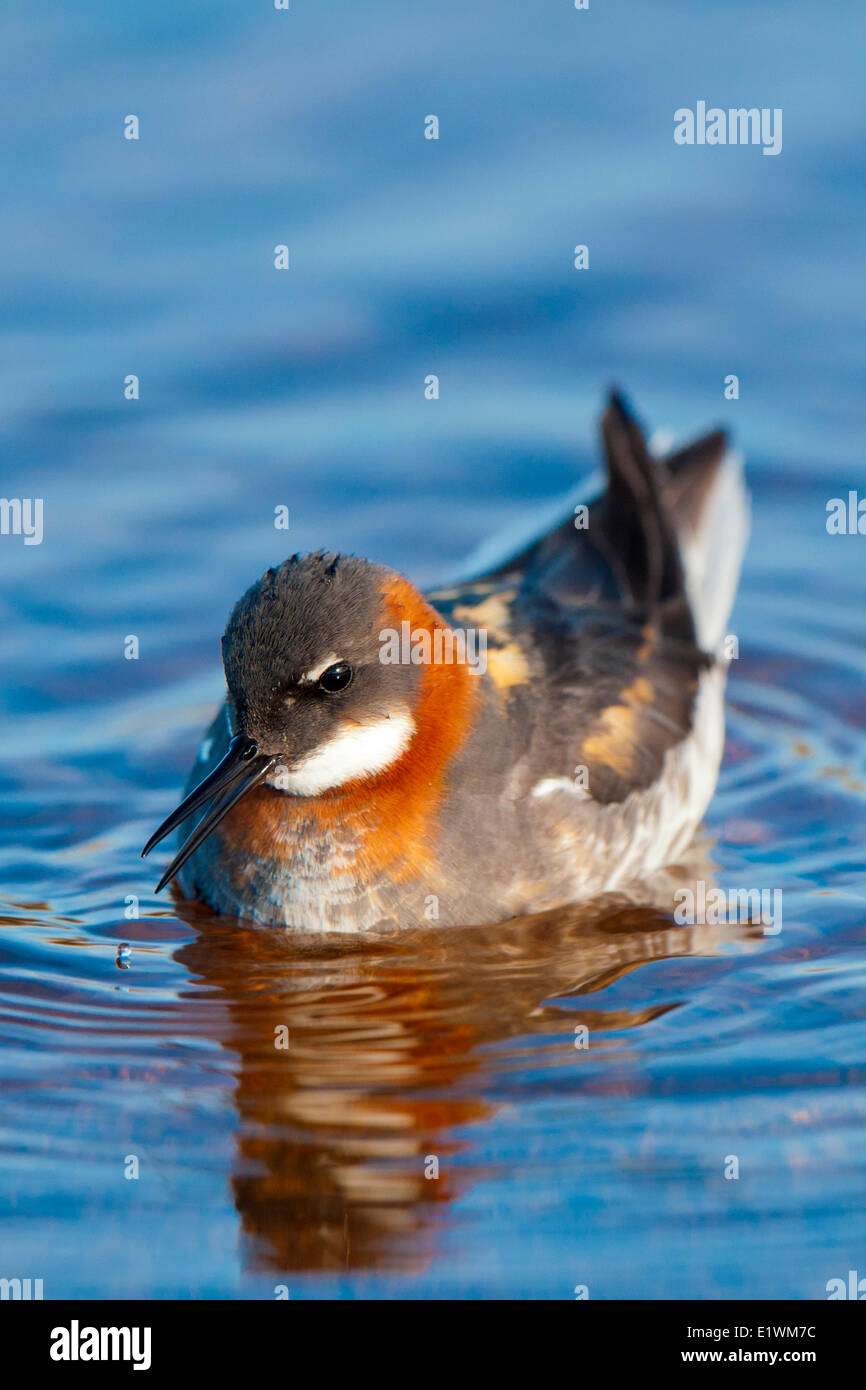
[318,661,354,693]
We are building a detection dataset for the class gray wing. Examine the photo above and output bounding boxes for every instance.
[427,391,728,803]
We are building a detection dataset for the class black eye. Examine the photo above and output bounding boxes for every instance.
[318,661,353,693]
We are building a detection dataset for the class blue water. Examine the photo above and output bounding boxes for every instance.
[1,0,864,1298]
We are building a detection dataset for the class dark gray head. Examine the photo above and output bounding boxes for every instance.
[141,551,430,889]
[220,551,423,778]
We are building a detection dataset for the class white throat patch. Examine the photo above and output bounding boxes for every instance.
[266,710,415,796]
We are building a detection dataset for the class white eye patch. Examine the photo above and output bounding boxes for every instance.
[266,710,415,796]
[297,653,340,685]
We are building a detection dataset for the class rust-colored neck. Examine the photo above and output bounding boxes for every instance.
[225,574,480,884]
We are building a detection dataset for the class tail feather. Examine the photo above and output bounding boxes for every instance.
[451,389,749,655]
[599,391,748,653]
[665,440,749,653]
[598,390,686,609]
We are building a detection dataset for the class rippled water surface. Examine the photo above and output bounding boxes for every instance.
[1,1,865,1298]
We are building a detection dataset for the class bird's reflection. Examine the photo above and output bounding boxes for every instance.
[175,847,741,1275]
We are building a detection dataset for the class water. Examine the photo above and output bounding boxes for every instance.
[1,1,865,1298]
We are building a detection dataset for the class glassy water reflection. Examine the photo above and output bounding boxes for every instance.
[177,872,735,1277]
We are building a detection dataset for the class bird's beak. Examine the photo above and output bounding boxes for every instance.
[141,734,277,893]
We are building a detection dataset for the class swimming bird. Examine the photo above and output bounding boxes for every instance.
[142,391,748,931]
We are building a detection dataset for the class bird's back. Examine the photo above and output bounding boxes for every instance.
[427,392,748,806]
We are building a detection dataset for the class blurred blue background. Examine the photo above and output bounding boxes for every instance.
[0,0,864,1300]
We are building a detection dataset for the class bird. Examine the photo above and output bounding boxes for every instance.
[142,390,748,932]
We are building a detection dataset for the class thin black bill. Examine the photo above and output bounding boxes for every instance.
[141,734,276,892]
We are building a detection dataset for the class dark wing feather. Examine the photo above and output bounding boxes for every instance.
[427,390,727,804]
